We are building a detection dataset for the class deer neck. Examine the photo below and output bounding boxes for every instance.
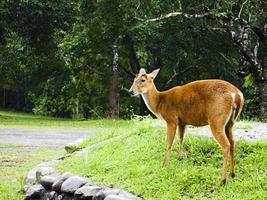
[141,84,160,115]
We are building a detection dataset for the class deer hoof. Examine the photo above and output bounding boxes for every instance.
[220,179,226,186]
[231,173,235,178]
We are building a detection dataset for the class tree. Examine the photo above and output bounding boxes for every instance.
[109,38,119,118]
[0,0,262,119]
[136,0,267,120]
[0,0,74,113]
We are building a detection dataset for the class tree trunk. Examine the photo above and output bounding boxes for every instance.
[260,82,267,121]
[124,35,140,74]
[109,38,119,118]
[259,19,267,121]
[260,56,267,121]
[75,98,79,119]
[3,88,6,108]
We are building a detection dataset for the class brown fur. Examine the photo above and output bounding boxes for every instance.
[130,69,244,185]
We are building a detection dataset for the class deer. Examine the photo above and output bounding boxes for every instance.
[129,68,244,185]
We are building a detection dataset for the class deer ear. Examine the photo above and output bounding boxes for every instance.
[139,68,146,75]
[150,68,160,79]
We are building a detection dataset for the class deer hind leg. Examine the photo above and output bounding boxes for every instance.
[209,120,231,186]
[226,122,235,178]
[178,124,185,160]
[163,122,177,167]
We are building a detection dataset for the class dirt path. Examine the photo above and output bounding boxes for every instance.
[0,127,95,152]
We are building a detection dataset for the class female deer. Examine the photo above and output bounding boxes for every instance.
[129,68,244,185]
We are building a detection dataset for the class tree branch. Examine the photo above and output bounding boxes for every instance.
[118,64,135,79]
[254,40,260,59]
[238,0,249,18]
[136,9,264,43]
[135,11,214,22]
[188,25,225,32]
[166,65,197,85]
[224,25,263,79]
[227,16,265,41]
[136,7,266,80]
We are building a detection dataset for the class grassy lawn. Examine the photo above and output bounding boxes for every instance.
[0,110,128,131]
[0,110,132,199]
[58,118,267,200]
[0,146,64,200]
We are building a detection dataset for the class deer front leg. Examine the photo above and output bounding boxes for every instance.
[163,122,177,167]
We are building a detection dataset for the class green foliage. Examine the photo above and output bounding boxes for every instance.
[0,0,264,119]
[244,74,255,88]
[241,78,261,119]
[58,118,267,199]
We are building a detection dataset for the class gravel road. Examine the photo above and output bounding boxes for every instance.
[0,127,95,152]
[188,121,267,141]
[0,121,266,152]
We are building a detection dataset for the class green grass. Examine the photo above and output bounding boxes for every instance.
[1,110,267,199]
[235,122,253,130]
[0,110,129,133]
[0,146,64,200]
[58,119,267,200]
[237,124,253,130]
[0,110,134,199]
[0,143,27,148]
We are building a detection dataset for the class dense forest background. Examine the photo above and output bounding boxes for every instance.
[0,0,266,120]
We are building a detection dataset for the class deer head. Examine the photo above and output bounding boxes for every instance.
[129,68,160,96]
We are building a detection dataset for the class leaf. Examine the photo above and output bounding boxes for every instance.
[243,74,254,88]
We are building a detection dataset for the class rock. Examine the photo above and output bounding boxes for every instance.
[24,166,57,193]
[96,189,142,200]
[48,191,58,200]
[36,167,57,182]
[39,175,57,190]
[24,184,45,200]
[25,167,39,187]
[93,191,106,200]
[74,185,102,199]
[102,189,120,196]
[104,195,130,200]
[61,176,88,194]
[62,193,75,200]
[24,163,59,191]
[117,190,142,200]
[52,172,73,192]
[65,138,84,153]
[104,189,138,199]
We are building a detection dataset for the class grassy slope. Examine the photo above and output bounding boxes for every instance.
[1,110,267,199]
[58,119,267,200]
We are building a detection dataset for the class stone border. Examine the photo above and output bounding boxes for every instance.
[24,136,143,200]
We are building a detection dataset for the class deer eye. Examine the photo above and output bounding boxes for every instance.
[141,79,146,83]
